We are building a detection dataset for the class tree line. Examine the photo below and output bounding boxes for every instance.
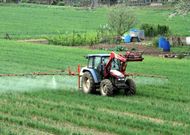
[0,0,118,5]
[0,0,189,15]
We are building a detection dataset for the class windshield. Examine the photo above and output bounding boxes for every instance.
[111,58,121,71]
[103,57,109,65]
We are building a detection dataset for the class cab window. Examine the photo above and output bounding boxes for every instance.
[88,57,93,68]
[94,57,101,69]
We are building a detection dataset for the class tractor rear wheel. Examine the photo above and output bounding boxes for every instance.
[125,79,136,96]
[100,79,114,96]
[81,72,95,94]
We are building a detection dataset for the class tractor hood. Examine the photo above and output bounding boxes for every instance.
[110,70,125,78]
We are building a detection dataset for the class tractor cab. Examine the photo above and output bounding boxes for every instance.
[86,54,110,76]
[85,54,126,79]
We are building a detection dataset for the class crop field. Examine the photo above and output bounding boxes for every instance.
[0,3,190,135]
[0,39,190,134]
[0,4,106,39]
[0,4,190,39]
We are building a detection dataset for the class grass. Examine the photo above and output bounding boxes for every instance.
[0,39,104,74]
[0,3,190,134]
[171,45,190,53]
[0,4,190,39]
[0,39,190,134]
[133,7,190,36]
[0,4,106,39]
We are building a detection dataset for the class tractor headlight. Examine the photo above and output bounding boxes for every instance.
[118,78,125,81]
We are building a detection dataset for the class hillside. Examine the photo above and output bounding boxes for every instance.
[0,4,190,39]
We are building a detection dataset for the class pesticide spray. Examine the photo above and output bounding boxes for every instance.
[0,69,80,93]
[133,76,168,85]
[52,76,57,89]
[0,75,78,93]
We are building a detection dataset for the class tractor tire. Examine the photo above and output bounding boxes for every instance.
[125,78,136,96]
[100,79,114,96]
[81,72,95,94]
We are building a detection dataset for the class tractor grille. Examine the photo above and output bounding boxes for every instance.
[115,79,126,88]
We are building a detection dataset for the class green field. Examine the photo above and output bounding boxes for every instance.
[0,39,100,74]
[0,39,190,134]
[134,7,190,36]
[0,3,190,135]
[0,4,190,39]
[0,4,106,39]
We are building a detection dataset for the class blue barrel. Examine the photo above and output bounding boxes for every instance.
[158,37,166,48]
[124,35,131,43]
[159,37,170,52]
[163,41,170,52]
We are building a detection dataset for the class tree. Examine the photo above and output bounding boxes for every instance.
[91,0,98,9]
[108,6,136,36]
[174,0,190,15]
[107,0,118,6]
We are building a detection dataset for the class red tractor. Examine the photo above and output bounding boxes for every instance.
[79,51,143,96]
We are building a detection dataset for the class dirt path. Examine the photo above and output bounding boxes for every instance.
[89,43,163,55]
[17,39,48,44]
[18,39,171,56]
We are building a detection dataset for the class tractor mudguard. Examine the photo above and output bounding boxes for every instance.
[80,67,101,83]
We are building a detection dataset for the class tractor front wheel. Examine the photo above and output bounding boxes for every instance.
[125,79,136,96]
[100,79,114,96]
[81,72,95,94]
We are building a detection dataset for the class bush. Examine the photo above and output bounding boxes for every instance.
[157,24,170,36]
[97,24,113,44]
[140,23,170,37]
[177,53,185,59]
[152,36,159,48]
[108,45,128,52]
[140,24,157,37]
[52,0,59,5]
[58,1,65,6]
[47,32,99,46]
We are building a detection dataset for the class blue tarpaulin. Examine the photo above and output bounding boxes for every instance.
[124,35,131,43]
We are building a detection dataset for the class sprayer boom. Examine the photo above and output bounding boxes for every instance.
[0,70,66,77]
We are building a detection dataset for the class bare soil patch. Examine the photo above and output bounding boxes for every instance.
[89,43,163,55]
[19,39,171,56]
